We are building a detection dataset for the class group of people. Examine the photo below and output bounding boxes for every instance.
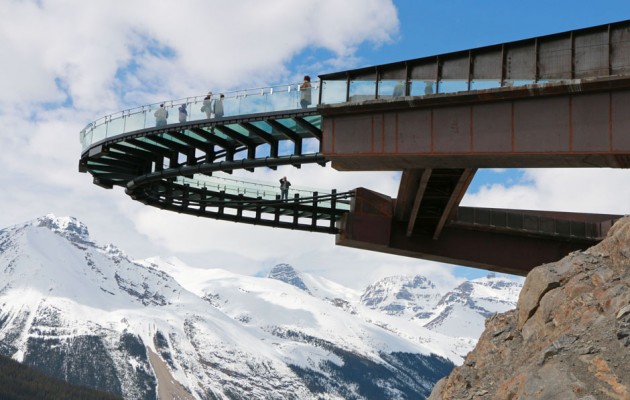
[154,92,225,127]
[154,74,313,127]
[200,92,225,119]
[151,76,312,202]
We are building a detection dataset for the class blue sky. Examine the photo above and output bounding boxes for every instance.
[362,0,629,64]
[0,0,629,289]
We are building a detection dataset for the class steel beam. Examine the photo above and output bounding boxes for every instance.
[337,188,620,275]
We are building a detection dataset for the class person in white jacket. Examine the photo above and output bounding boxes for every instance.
[201,93,213,119]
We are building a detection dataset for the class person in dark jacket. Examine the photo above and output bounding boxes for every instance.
[299,75,311,109]
[178,104,188,123]
[213,94,225,118]
[279,176,291,200]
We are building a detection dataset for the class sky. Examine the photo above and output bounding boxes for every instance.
[1,0,629,291]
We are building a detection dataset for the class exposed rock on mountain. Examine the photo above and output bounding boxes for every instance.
[426,274,523,339]
[267,263,311,293]
[359,273,522,347]
[429,217,630,400]
[361,275,442,318]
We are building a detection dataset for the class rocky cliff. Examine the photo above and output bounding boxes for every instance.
[429,217,630,400]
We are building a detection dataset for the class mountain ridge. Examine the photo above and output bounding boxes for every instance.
[3,214,510,399]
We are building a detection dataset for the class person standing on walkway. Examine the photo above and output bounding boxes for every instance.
[299,75,312,109]
[154,104,168,127]
[213,93,225,118]
[201,92,213,119]
[178,103,188,123]
[279,176,291,200]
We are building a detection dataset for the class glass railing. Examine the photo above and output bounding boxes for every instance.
[175,173,351,209]
[318,32,630,104]
[81,67,605,152]
[80,82,321,151]
[320,77,577,104]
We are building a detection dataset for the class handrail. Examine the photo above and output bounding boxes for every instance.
[80,81,322,151]
[81,21,630,152]
[176,172,345,204]
[80,75,626,153]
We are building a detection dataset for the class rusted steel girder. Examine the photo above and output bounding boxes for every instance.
[321,81,630,171]
[337,188,620,276]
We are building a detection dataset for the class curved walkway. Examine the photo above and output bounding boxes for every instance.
[79,82,354,233]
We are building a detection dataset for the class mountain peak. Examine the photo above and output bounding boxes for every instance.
[361,274,442,317]
[35,214,92,245]
[267,263,311,293]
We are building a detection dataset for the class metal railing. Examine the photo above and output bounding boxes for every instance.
[319,22,630,103]
[454,207,617,240]
[80,82,321,151]
[175,173,351,210]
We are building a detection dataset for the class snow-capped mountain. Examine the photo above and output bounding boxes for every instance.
[263,264,521,358]
[425,274,523,339]
[267,263,312,294]
[360,275,443,319]
[355,273,522,345]
[0,215,459,400]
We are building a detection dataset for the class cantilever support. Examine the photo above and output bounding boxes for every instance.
[406,168,433,237]
[432,168,477,239]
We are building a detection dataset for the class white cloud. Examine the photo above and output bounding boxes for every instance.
[0,0,398,111]
[0,0,406,289]
[463,168,630,215]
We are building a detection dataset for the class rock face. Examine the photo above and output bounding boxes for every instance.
[267,263,311,294]
[429,217,630,400]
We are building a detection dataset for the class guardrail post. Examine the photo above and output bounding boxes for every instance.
[311,191,319,229]
[292,193,300,227]
[237,194,244,220]
[275,194,281,225]
[182,184,189,208]
[255,196,262,223]
[165,184,173,206]
[200,187,207,212]
[330,189,337,230]
[218,190,225,216]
